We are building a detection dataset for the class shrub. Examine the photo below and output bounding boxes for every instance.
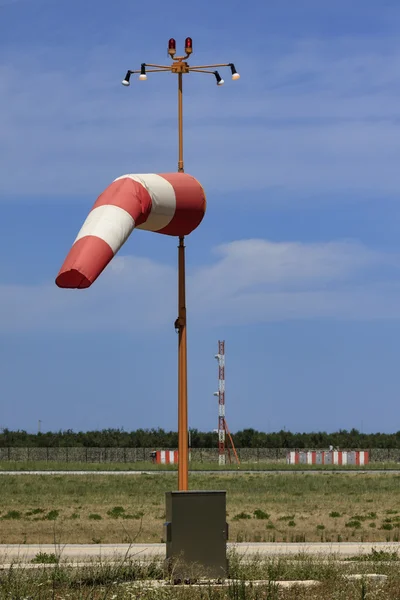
[31,552,59,564]
[107,506,126,519]
[345,520,362,529]
[88,513,102,520]
[44,510,59,521]
[2,510,21,520]
[26,508,45,516]
[370,549,399,561]
[329,511,341,518]
[253,509,270,520]
[233,512,252,521]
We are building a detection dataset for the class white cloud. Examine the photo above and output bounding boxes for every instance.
[191,239,384,297]
[189,239,400,324]
[1,238,399,332]
[2,36,400,201]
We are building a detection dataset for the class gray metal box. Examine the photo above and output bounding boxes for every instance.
[299,452,307,464]
[316,452,323,465]
[165,490,228,580]
[324,452,332,464]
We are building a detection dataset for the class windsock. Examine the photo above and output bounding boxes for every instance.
[56,172,206,289]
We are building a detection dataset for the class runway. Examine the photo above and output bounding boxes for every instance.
[0,542,399,562]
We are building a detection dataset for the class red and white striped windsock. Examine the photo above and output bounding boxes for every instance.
[55,172,206,289]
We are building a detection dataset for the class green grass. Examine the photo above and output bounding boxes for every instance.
[1,460,400,471]
[348,548,400,562]
[2,472,400,544]
[0,552,400,599]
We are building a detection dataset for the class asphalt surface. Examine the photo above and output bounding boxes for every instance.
[0,469,399,475]
[1,542,400,562]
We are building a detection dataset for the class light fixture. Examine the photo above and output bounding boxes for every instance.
[214,71,224,86]
[139,63,147,81]
[230,63,240,80]
[185,37,193,55]
[121,71,132,86]
[168,38,176,56]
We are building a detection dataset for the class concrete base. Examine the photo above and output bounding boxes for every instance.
[165,490,228,580]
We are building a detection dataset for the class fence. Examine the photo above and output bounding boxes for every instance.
[0,447,399,463]
[287,450,369,466]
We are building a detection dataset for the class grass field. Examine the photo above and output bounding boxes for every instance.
[2,472,400,545]
[0,460,399,471]
[0,552,399,599]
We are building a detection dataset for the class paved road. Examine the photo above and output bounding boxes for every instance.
[1,542,399,562]
[0,469,399,475]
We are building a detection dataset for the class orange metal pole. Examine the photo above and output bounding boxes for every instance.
[178,236,189,490]
[178,72,184,173]
[177,71,188,491]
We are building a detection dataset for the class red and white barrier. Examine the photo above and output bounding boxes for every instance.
[56,172,206,289]
[155,450,179,465]
[287,450,369,466]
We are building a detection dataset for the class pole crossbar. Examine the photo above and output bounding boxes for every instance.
[143,63,173,69]
[188,63,231,69]
[187,69,217,75]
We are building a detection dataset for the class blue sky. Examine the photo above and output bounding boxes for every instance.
[1,0,400,435]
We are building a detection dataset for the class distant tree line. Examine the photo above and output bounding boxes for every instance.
[1,428,400,448]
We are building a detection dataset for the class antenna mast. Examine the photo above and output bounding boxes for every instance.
[214,340,240,466]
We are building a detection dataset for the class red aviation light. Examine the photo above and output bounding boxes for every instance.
[168,38,176,56]
[185,37,193,54]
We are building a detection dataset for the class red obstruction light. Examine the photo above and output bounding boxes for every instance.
[185,37,193,54]
[168,38,176,56]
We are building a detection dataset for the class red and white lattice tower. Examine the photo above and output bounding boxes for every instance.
[214,341,226,465]
[214,342,240,466]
